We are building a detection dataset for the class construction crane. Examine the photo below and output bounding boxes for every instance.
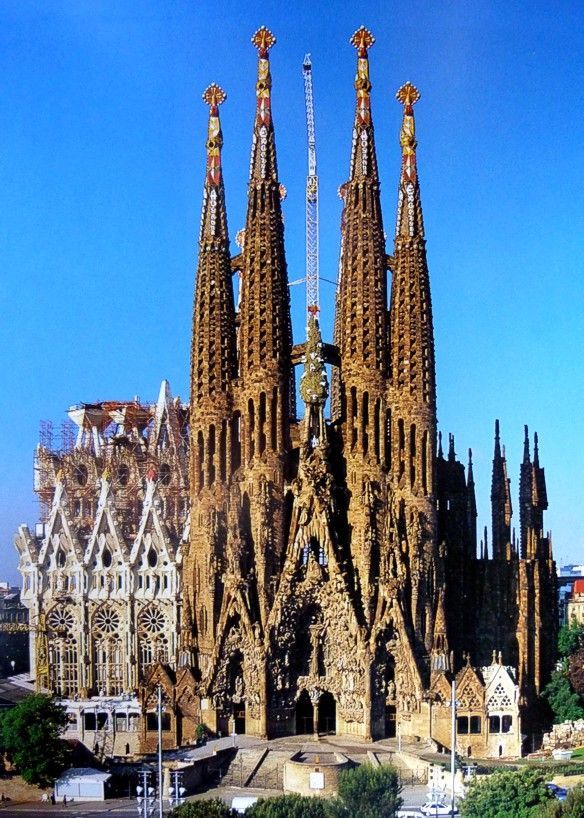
[302,54,319,317]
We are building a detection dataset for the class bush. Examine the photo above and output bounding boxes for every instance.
[169,799,236,818]
[246,793,327,818]
[326,763,402,818]
[460,768,554,818]
[0,694,70,786]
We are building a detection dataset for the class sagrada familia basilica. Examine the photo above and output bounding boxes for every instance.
[15,27,557,760]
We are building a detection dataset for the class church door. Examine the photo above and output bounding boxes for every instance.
[385,705,396,738]
[318,691,336,734]
[234,705,246,735]
[295,690,314,735]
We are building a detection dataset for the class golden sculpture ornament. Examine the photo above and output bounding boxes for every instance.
[396,82,421,107]
[202,84,227,108]
[252,27,276,53]
[350,26,375,51]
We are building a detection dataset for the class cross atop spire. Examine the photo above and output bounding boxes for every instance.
[350,25,375,53]
[251,25,276,55]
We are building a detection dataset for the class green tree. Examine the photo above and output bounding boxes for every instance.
[460,768,554,818]
[0,694,70,786]
[246,793,327,818]
[168,799,236,818]
[558,623,584,659]
[543,669,584,724]
[541,786,584,818]
[326,763,402,818]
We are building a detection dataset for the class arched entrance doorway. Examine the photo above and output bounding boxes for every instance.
[295,690,314,735]
[318,691,336,735]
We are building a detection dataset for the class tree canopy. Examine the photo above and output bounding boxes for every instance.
[168,799,236,818]
[246,793,327,818]
[0,694,70,786]
[558,623,584,660]
[460,768,554,818]
[542,621,584,724]
[544,670,584,723]
[326,763,402,818]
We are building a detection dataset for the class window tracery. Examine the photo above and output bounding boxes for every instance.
[47,605,79,697]
[486,682,512,710]
[138,605,169,679]
[92,605,124,695]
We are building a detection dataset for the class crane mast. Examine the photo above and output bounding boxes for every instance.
[302,54,319,317]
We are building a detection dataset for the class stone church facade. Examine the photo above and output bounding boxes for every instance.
[15,27,556,759]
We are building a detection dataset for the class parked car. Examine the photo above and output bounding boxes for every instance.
[546,783,568,801]
[420,802,458,816]
[397,809,423,818]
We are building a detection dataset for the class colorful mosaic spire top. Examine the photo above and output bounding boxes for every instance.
[202,84,226,189]
[396,82,420,185]
[350,26,374,129]
[252,27,275,132]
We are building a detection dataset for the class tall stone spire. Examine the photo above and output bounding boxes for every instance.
[519,425,531,559]
[388,82,438,646]
[188,85,237,670]
[467,448,477,557]
[334,27,390,620]
[389,84,436,504]
[237,27,292,451]
[490,419,513,560]
[190,84,237,488]
[234,28,293,628]
[520,429,549,559]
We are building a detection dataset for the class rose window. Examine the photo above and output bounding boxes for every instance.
[47,607,75,633]
[139,607,166,635]
[93,607,120,635]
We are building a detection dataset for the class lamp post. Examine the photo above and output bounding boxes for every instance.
[136,770,156,818]
[448,680,460,816]
[168,770,186,810]
[157,685,163,818]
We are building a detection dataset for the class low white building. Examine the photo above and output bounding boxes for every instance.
[54,767,112,801]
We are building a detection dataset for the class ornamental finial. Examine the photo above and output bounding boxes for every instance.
[350,26,375,53]
[202,84,226,194]
[202,84,227,108]
[397,82,420,162]
[396,82,420,107]
[252,26,276,55]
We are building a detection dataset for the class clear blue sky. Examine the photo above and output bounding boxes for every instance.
[1,0,583,584]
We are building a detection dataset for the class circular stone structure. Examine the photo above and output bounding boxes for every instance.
[283,750,350,797]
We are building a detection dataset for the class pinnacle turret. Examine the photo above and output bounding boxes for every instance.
[490,419,512,560]
[467,448,477,556]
